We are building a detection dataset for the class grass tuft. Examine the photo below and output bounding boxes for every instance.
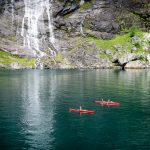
[0,50,35,67]
[80,2,91,10]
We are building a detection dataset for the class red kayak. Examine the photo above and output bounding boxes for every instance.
[95,100,120,106]
[69,108,95,114]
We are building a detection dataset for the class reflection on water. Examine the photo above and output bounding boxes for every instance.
[0,69,150,150]
[20,71,57,149]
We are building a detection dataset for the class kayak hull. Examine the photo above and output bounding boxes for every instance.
[95,101,120,106]
[69,108,95,114]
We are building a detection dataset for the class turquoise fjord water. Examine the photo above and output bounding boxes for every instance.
[0,69,150,150]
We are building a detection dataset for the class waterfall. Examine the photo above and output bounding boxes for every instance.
[21,0,56,68]
[80,18,85,36]
[80,22,84,36]
[4,0,14,25]
[80,0,84,5]
[11,0,14,25]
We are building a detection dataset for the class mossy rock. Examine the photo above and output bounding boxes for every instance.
[0,50,35,68]
[80,2,91,10]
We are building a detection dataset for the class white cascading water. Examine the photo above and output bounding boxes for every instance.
[11,0,14,25]
[5,0,14,25]
[80,0,85,5]
[80,1,85,36]
[80,20,85,36]
[21,0,56,68]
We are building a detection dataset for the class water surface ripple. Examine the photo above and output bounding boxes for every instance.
[0,69,150,150]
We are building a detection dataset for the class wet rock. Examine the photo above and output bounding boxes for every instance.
[101,32,114,40]
[86,30,113,40]
[91,59,113,69]
[113,45,123,51]
[131,36,141,44]
[90,20,117,33]
[147,54,150,64]
[131,47,137,52]
[125,60,145,69]
[112,55,119,63]
[118,53,140,65]
[10,62,21,69]
[105,49,113,55]
[0,64,7,68]
[0,38,34,57]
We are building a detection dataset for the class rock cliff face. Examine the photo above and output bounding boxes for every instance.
[0,0,150,69]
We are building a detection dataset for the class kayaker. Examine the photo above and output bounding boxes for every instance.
[79,106,82,110]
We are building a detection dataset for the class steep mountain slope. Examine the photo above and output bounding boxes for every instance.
[0,0,150,69]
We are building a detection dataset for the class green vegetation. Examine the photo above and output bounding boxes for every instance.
[114,11,142,31]
[64,12,73,19]
[8,34,17,42]
[0,50,35,68]
[123,27,144,37]
[0,34,17,42]
[80,2,91,10]
[87,34,132,51]
[83,20,90,30]
[144,3,150,7]
[54,53,63,63]
[64,1,92,18]
[87,27,145,52]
